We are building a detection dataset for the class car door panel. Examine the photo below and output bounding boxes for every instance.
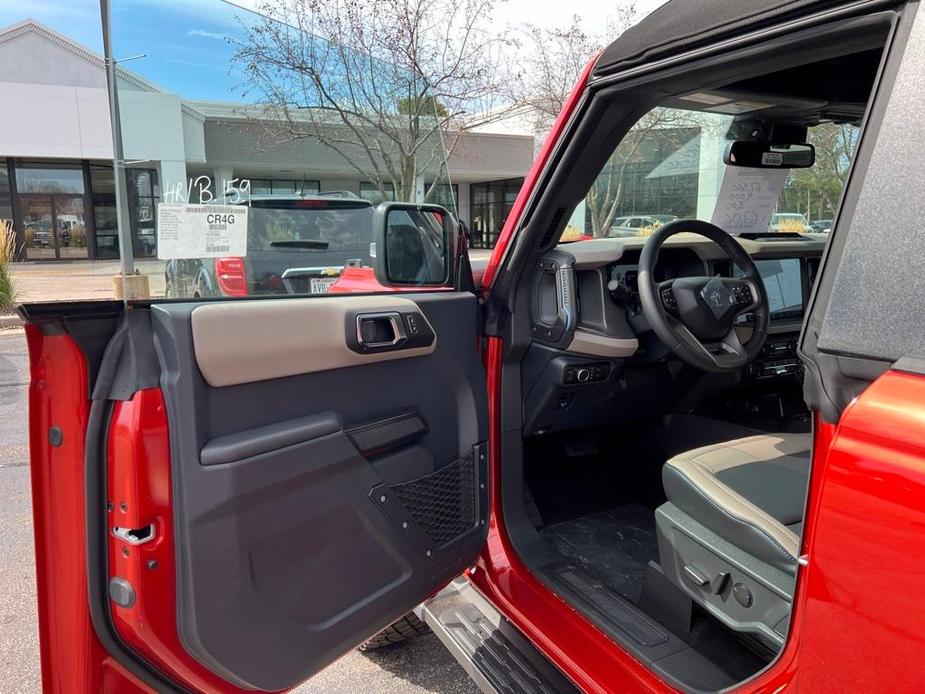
[101,291,487,691]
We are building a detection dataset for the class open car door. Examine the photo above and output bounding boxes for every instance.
[23,206,489,692]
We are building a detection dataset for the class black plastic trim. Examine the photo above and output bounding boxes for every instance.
[347,411,429,455]
[200,411,342,466]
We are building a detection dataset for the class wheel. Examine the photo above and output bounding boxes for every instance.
[358,612,430,651]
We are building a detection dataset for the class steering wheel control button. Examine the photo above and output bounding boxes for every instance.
[732,582,753,608]
[732,284,753,307]
[660,287,678,313]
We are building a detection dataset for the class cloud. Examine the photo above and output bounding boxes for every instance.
[187,28,226,40]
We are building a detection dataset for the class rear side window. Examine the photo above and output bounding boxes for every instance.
[247,202,374,253]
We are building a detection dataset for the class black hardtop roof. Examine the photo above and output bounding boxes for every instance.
[594,0,883,76]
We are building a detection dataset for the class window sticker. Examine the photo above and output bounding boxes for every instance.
[710,167,789,236]
[157,203,249,259]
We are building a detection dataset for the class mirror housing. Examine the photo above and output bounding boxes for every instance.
[724,141,815,168]
[373,202,456,287]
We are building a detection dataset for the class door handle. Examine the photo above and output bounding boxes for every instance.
[356,312,407,349]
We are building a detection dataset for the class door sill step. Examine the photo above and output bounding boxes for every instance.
[417,578,578,694]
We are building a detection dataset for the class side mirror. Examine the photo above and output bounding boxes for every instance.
[724,141,815,168]
[373,202,456,287]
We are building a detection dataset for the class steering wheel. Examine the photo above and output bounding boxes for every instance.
[637,219,769,373]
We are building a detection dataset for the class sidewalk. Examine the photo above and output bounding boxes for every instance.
[10,259,167,304]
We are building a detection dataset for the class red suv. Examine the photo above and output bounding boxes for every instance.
[20,0,925,692]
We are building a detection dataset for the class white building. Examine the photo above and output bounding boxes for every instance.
[0,20,536,261]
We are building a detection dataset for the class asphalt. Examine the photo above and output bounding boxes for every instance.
[0,328,477,693]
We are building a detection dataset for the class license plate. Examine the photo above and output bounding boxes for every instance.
[310,277,338,294]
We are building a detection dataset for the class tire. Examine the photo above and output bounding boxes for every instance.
[358,612,430,651]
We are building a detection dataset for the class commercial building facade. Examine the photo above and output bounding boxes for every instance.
[0,20,535,261]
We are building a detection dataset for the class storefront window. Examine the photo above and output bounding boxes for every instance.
[15,165,85,195]
[16,162,89,260]
[0,163,12,248]
[127,169,159,258]
[425,182,457,213]
[359,182,396,204]
[470,178,523,249]
[90,165,118,259]
[249,179,321,196]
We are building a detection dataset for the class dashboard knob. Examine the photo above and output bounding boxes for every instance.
[576,368,591,383]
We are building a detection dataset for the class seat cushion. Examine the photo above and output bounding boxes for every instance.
[662,433,811,573]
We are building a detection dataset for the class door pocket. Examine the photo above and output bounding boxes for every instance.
[370,443,487,559]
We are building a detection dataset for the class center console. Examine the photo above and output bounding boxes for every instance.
[746,334,803,380]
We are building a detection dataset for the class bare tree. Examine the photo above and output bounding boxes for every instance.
[586,108,699,236]
[506,9,638,139]
[233,0,511,202]
[779,122,859,219]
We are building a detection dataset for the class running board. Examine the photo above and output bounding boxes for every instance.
[416,578,578,694]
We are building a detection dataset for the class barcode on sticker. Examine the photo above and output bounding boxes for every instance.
[209,223,227,232]
[206,244,230,253]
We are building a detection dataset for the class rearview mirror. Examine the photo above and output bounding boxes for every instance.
[724,141,815,168]
[374,202,455,286]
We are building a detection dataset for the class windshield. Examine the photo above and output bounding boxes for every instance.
[565,106,860,241]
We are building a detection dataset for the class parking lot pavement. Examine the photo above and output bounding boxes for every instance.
[0,328,477,693]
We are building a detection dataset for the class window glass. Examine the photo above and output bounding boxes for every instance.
[425,183,457,213]
[15,165,85,195]
[110,0,459,299]
[573,106,860,242]
[90,165,119,259]
[359,182,396,204]
[128,169,159,258]
[0,164,12,231]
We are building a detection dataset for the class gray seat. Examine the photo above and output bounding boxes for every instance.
[655,433,812,649]
[661,433,811,574]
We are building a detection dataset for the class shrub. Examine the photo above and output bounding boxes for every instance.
[0,220,18,310]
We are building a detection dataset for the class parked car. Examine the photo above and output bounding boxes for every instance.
[609,214,662,236]
[769,212,809,233]
[807,218,833,233]
[18,1,925,693]
[164,195,377,298]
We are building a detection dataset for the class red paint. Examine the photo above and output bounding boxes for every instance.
[475,340,925,692]
[479,55,599,291]
[793,372,925,692]
[473,336,669,693]
[25,326,149,693]
[106,389,265,693]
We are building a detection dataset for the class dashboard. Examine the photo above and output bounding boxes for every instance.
[522,234,825,436]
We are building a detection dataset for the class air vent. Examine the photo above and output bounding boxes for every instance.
[538,207,567,250]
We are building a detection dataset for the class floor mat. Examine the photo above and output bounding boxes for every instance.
[540,504,658,604]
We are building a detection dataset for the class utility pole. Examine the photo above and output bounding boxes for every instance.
[100,0,149,298]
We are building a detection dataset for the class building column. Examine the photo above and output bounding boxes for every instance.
[159,160,189,203]
[456,182,470,226]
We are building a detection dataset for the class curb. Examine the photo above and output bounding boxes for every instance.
[0,313,23,329]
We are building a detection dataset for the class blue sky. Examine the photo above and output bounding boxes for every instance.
[0,0,260,101]
[0,0,667,102]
